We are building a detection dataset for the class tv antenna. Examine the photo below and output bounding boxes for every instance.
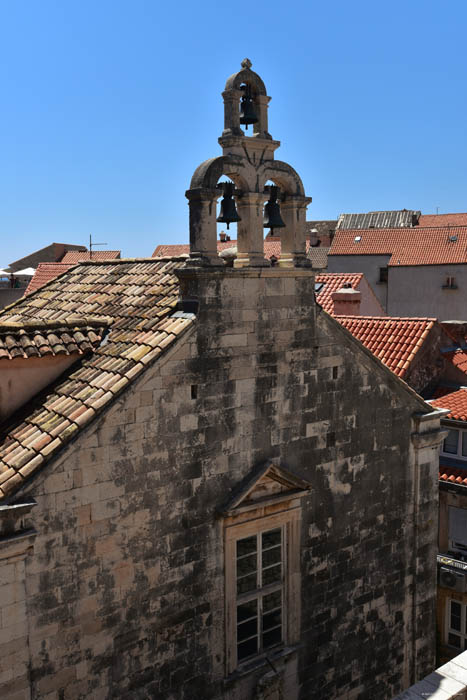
[89,234,107,259]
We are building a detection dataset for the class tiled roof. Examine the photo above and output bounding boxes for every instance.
[419,213,467,227]
[337,210,420,230]
[0,318,109,360]
[329,226,467,266]
[439,466,467,486]
[60,250,121,263]
[445,348,467,374]
[336,316,436,377]
[308,247,329,269]
[0,258,193,500]
[315,273,363,313]
[25,263,73,295]
[152,239,311,260]
[431,388,467,421]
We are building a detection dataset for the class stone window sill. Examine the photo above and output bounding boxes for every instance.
[223,644,300,685]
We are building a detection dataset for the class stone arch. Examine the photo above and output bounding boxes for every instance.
[189,156,255,192]
[224,66,267,97]
[258,160,305,197]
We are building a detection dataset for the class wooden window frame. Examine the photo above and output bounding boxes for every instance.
[445,598,467,651]
[224,506,301,675]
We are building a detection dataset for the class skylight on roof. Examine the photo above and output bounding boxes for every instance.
[315,282,324,293]
[354,236,362,242]
[449,235,458,243]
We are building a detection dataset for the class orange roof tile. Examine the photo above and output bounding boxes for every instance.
[419,213,467,227]
[329,226,467,266]
[315,273,363,313]
[336,316,436,377]
[439,466,467,486]
[60,250,121,263]
[25,262,73,295]
[431,388,467,421]
[0,258,193,500]
[152,239,311,261]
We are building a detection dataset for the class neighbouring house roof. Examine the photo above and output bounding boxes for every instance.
[336,316,436,378]
[308,247,329,269]
[419,213,467,227]
[315,273,364,313]
[0,258,193,501]
[153,239,315,262]
[329,226,467,266]
[7,243,87,272]
[0,318,109,360]
[439,466,467,486]
[25,263,73,295]
[431,388,467,421]
[60,250,121,263]
[337,210,420,230]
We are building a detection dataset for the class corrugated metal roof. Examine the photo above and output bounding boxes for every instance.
[337,210,420,230]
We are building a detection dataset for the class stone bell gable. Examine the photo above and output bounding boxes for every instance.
[186,59,311,269]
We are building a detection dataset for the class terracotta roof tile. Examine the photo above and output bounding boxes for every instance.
[0,317,109,360]
[431,388,467,421]
[315,273,363,313]
[25,263,74,295]
[439,466,467,486]
[329,226,467,265]
[60,250,121,263]
[336,316,436,377]
[0,258,194,501]
[419,213,467,227]
[152,239,313,261]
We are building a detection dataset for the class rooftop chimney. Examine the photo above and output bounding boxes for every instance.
[332,285,361,316]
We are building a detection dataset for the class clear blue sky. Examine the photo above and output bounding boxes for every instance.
[1,0,466,264]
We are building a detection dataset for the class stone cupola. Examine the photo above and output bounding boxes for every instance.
[185,59,312,269]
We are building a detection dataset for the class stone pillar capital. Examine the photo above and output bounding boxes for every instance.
[185,187,219,203]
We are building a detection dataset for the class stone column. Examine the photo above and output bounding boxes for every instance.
[235,192,269,268]
[279,196,312,268]
[253,94,272,139]
[222,90,243,137]
[185,188,223,266]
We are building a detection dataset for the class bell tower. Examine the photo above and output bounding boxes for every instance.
[185,59,312,268]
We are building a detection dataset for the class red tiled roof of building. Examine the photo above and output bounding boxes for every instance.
[315,273,363,313]
[152,239,310,260]
[439,466,467,486]
[336,316,436,377]
[25,263,73,295]
[0,258,193,500]
[60,250,121,263]
[419,213,467,227]
[431,388,467,421]
[329,226,467,266]
[444,349,467,374]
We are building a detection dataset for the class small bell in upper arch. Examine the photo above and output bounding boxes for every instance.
[216,182,241,230]
[239,84,258,131]
[263,186,286,235]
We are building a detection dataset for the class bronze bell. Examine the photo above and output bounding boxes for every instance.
[239,84,258,130]
[263,186,286,234]
[216,182,241,230]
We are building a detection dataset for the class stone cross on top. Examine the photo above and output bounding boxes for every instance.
[186,59,312,268]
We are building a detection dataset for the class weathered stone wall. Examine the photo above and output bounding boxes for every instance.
[10,267,440,699]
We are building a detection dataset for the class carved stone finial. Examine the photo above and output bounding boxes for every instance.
[241,58,252,70]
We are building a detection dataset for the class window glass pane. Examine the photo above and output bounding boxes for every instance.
[237,600,257,623]
[451,601,461,631]
[263,627,282,649]
[238,637,258,661]
[262,545,281,568]
[449,633,461,648]
[237,536,257,558]
[237,553,257,578]
[237,574,257,595]
[238,618,258,641]
[262,529,281,550]
[462,432,467,457]
[444,429,459,454]
[263,591,281,613]
[263,564,281,586]
[262,609,281,631]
